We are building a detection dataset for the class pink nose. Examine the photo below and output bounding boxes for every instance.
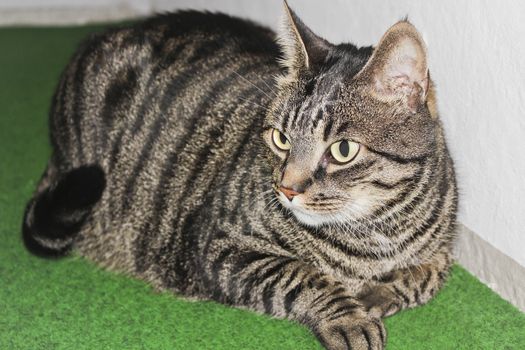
[279,186,300,201]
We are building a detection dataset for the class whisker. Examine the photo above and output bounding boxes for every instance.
[238,96,272,113]
[225,67,275,99]
[256,74,278,97]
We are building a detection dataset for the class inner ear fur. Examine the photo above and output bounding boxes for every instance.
[356,21,430,113]
[278,2,333,80]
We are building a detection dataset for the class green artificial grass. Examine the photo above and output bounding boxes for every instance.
[0,25,524,350]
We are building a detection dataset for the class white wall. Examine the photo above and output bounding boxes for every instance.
[2,1,524,268]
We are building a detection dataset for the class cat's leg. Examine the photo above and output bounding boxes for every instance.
[358,247,453,319]
[205,248,385,350]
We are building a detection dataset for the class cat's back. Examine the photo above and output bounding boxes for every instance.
[51,10,280,169]
[50,11,281,272]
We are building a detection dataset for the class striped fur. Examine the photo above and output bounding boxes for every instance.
[23,8,457,350]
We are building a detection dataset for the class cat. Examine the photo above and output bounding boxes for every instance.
[22,3,457,349]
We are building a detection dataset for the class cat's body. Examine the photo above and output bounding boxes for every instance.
[23,8,457,350]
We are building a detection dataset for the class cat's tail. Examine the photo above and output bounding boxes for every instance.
[22,165,106,258]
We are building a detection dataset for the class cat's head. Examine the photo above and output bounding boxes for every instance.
[263,3,439,227]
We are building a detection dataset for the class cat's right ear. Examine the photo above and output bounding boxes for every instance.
[278,1,332,81]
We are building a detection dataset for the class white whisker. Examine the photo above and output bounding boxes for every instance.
[225,67,276,99]
[238,96,271,112]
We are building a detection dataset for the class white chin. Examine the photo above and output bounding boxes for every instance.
[291,209,334,227]
[277,193,359,228]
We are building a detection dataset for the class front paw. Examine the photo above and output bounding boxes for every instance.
[315,316,386,350]
[359,285,402,318]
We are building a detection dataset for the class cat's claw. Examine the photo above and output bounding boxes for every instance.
[316,317,386,350]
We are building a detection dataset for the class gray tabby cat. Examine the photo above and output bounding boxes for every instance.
[23,3,457,349]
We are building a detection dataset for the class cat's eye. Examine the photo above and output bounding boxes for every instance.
[272,129,291,151]
[330,140,360,164]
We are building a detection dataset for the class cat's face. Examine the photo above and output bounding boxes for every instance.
[263,7,437,228]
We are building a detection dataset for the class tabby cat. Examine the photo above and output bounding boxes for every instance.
[23,3,457,349]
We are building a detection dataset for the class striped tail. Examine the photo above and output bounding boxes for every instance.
[22,165,105,258]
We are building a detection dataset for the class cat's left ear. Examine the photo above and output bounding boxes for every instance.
[356,21,429,113]
[278,1,332,80]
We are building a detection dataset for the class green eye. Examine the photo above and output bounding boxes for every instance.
[330,140,360,164]
[272,129,291,151]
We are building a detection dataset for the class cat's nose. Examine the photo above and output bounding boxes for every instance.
[279,186,301,201]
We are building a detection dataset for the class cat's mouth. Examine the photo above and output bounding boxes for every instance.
[275,188,371,227]
[276,190,338,227]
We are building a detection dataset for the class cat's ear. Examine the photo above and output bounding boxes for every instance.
[278,1,332,79]
[356,21,429,113]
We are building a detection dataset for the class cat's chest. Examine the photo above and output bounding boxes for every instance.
[289,226,405,282]
[246,202,410,286]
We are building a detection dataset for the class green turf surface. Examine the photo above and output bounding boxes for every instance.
[1,25,524,350]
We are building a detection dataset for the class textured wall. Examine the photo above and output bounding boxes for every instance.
[1,0,524,269]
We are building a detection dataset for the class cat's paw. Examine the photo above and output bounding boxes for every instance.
[359,285,403,318]
[315,316,386,350]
